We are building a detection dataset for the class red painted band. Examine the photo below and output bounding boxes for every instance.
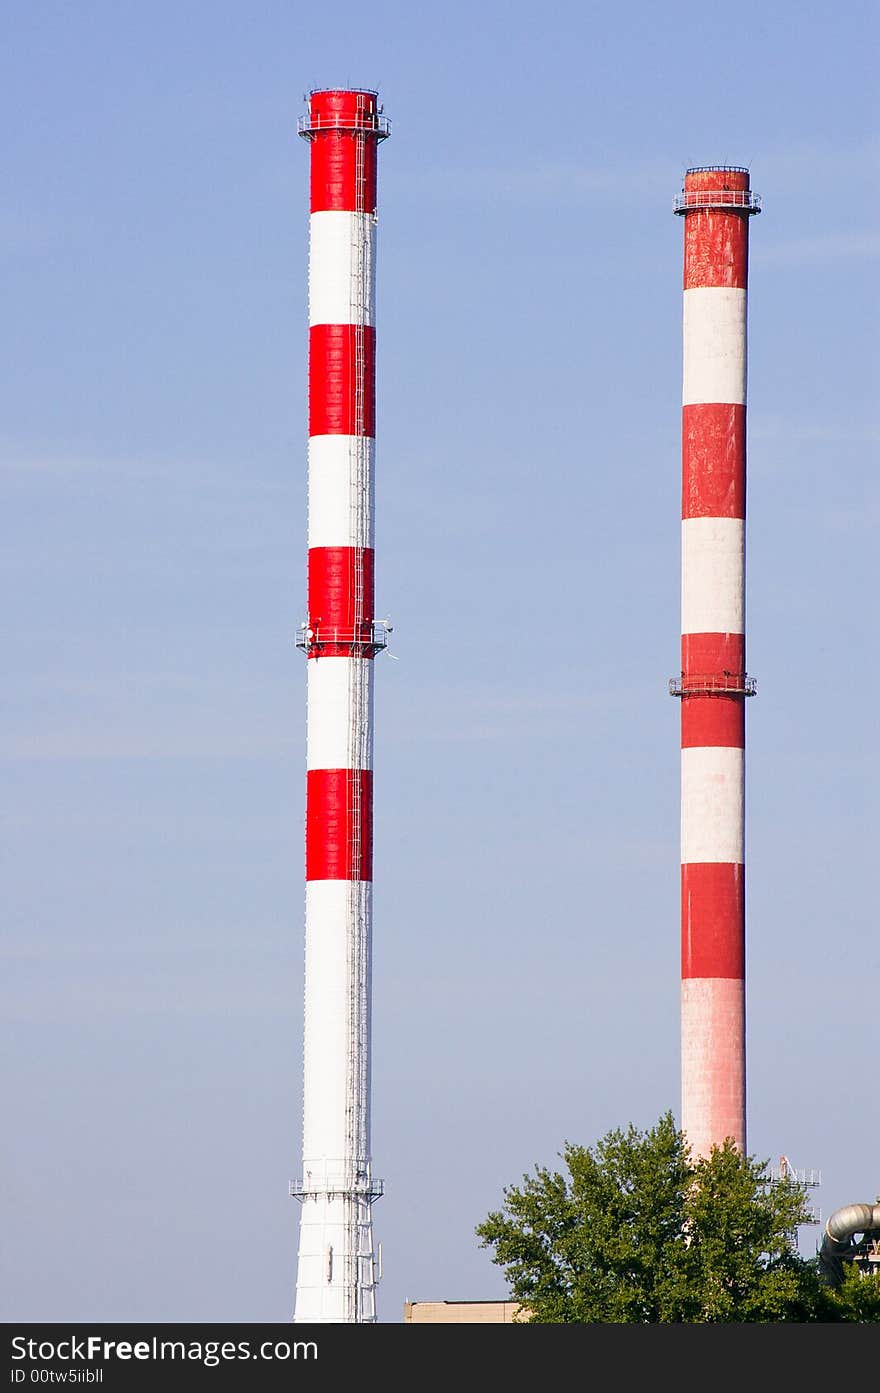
[308,546,375,631]
[679,633,747,746]
[311,134,378,213]
[681,696,744,749]
[306,768,373,881]
[309,324,375,437]
[681,862,744,978]
[684,211,749,289]
[681,632,745,674]
[309,90,380,213]
[310,88,380,127]
[310,144,375,217]
[682,403,746,519]
[684,169,750,194]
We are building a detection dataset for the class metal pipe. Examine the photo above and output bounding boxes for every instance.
[826,1203,880,1243]
[818,1202,880,1288]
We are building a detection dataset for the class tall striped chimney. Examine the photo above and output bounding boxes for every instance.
[291,87,390,1324]
[671,166,761,1160]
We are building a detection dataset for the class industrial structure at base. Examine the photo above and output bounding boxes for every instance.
[291,87,390,1325]
[404,1302,527,1323]
[818,1203,880,1287]
[671,166,760,1161]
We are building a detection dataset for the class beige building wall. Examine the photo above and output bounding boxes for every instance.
[403,1300,528,1324]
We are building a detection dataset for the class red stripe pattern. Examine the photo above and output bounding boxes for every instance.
[306,769,374,881]
[680,633,746,748]
[308,324,376,437]
[680,865,745,982]
[308,546,375,655]
[676,167,758,1156]
[296,87,389,1326]
[306,90,384,888]
[309,90,378,214]
[683,168,750,290]
[681,863,745,977]
[683,402,746,518]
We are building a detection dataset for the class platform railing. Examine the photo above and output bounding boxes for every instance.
[298,112,391,139]
[674,188,761,213]
[669,673,757,697]
[296,620,391,657]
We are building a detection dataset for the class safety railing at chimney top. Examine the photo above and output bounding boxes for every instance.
[298,112,391,138]
[673,189,762,213]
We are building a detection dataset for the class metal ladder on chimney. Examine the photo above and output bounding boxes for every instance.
[343,101,373,1323]
[349,104,368,887]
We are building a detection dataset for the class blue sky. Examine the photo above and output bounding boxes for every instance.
[3,0,877,1322]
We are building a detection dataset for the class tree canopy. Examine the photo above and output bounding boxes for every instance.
[476,1112,877,1322]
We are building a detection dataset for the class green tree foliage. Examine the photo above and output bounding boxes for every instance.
[819,1258,880,1322]
[475,1111,861,1322]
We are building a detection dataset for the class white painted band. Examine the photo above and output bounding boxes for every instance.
[307,658,374,771]
[308,436,374,550]
[681,745,744,863]
[295,1202,360,1321]
[302,880,373,1164]
[680,977,746,1159]
[683,286,747,406]
[295,1208,351,1322]
[681,517,744,635]
[309,211,375,327]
